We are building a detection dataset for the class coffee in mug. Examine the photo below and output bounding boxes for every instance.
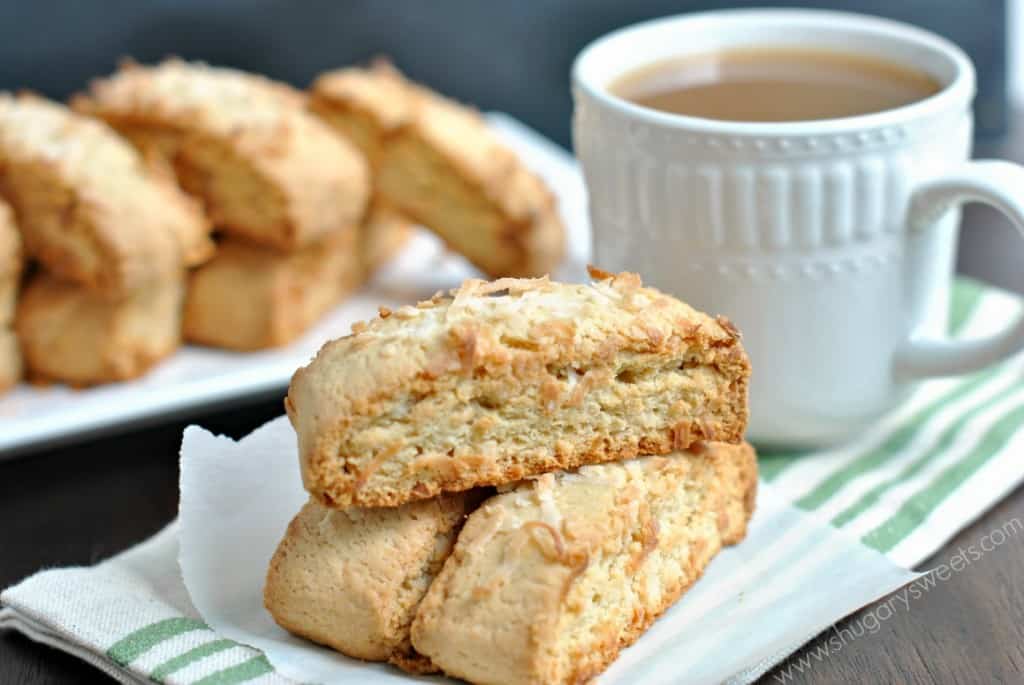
[610,48,941,122]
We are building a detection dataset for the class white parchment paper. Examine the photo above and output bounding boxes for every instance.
[179,417,917,685]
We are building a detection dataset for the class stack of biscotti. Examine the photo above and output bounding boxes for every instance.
[265,269,755,684]
[0,94,211,386]
[310,60,566,279]
[73,59,379,351]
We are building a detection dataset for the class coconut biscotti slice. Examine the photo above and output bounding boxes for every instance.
[0,94,209,295]
[359,202,412,279]
[16,272,184,386]
[264,490,484,673]
[183,225,361,351]
[411,442,757,685]
[74,59,369,250]
[287,269,750,509]
[310,61,565,278]
[0,197,21,329]
[309,60,417,171]
[0,198,22,393]
[0,329,20,393]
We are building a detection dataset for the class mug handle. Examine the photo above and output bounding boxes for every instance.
[894,160,1024,379]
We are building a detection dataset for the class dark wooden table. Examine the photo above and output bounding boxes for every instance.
[3,136,1024,684]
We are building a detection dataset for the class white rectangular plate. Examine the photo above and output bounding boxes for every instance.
[0,114,590,458]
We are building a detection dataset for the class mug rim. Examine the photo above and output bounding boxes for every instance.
[571,8,976,137]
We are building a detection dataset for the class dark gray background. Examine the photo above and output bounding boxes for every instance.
[0,0,1008,149]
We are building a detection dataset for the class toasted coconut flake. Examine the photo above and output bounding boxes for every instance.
[353,442,402,491]
[559,552,591,601]
[672,420,693,450]
[716,315,741,340]
[521,520,566,562]
[644,324,665,347]
[451,326,479,375]
[686,441,707,455]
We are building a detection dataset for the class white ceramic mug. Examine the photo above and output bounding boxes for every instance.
[573,9,1024,447]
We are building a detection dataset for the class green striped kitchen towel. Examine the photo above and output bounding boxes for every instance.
[0,523,284,685]
[1,277,1020,685]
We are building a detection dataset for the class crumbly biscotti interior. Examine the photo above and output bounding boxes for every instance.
[175,136,292,248]
[92,119,294,251]
[359,203,412,278]
[113,124,193,208]
[378,129,526,276]
[307,347,746,509]
[310,104,382,167]
[290,274,749,509]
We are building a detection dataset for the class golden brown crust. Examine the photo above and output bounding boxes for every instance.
[562,445,757,685]
[0,328,21,393]
[288,271,750,510]
[0,94,210,295]
[708,440,758,546]
[310,61,565,278]
[15,272,183,386]
[75,58,369,250]
[411,444,757,685]
[0,198,21,328]
[0,198,20,392]
[183,225,360,351]
[263,491,483,670]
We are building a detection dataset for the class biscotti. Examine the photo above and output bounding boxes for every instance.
[0,329,20,393]
[0,198,20,328]
[264,490,483,673]
[0,94,210,295]
[287,269,750,509]
[360,202,412,279]
[411,442,758,685]
[183,226,360,351]
[16,273,184,385]
[712,438,759,546]
[309,60,415,170]
[310,62,565,278]
[74,59,370,251]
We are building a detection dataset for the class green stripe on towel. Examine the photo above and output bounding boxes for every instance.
[948,277,986,335]
[863,402,1024,552]
[106,617,208,665]
[831,383,1019,527]
[757,453,796,482]
[191,655,274,685]
[795,368,1000,511]
[150,639,237,683]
